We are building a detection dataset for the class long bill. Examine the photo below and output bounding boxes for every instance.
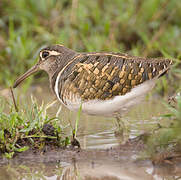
[13,64,39,88]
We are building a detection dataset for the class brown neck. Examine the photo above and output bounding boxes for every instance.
[49,51,77,93]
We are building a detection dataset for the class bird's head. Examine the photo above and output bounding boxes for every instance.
[13,44,76,88]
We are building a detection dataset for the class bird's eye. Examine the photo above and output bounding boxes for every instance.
[42,51,49,59]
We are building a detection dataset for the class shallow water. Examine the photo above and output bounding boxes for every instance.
[27,85,168,149]
[0,85,178,180]
[0,154,180,180]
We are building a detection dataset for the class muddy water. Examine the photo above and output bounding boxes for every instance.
[0,85,179,180]
[0,150,180,180]
[27,85,168,149]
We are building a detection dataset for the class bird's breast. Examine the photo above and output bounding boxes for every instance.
[54,76,156,117]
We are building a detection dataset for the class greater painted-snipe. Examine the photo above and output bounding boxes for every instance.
[13,45,172,129]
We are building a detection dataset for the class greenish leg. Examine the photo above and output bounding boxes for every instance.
[116,117,126,130]
[114,117,129,142]
[115,117,125,136]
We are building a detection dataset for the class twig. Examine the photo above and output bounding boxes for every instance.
[10,87,18,112]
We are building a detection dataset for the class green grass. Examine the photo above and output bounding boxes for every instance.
[0,95,70,158]
[0,0,181,91]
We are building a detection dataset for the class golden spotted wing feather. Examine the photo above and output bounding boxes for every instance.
[56,53,172,104]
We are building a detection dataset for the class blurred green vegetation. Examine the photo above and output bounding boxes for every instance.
[0,0,181,90]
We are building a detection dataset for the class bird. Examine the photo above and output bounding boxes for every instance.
[13,44,172,131]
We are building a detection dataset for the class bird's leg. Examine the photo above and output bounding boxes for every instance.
[114,116,129,142]
[115,117,125,136]
[116,117,126,129]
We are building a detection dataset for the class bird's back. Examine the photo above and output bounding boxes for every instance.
[52,52,172,116]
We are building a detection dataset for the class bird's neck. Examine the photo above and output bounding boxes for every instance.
[49,51,77,93]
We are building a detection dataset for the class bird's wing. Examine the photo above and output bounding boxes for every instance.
[55,53,172,104]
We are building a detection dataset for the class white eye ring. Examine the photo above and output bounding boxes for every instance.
[40,50,61,60]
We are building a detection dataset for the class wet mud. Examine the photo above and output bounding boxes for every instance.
[0,136,181,180]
